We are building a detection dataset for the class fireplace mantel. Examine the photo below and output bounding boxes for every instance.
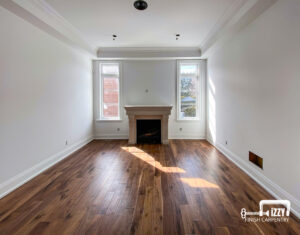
[124,105,172,144]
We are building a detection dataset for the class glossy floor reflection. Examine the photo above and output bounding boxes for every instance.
[0,140,299,234]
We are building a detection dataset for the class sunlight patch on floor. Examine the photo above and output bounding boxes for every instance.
[122,147,185,173]
[181,177,219,188]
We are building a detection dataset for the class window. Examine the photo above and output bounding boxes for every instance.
[177,60,202,120]
[99,62,121,120]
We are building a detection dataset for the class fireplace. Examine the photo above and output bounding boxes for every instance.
[124,105,172,144]
[137,120,161,144]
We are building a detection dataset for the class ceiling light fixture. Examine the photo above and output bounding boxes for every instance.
[134,0,148,10]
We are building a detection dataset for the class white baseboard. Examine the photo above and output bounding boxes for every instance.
[0,136,93,199]
[94,134,129,140]
[94,134,206,140]
[94,133,206,140]
[169,134,206,139]
[206,138,300,219]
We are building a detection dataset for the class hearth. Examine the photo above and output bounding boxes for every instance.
[137,120,161,144]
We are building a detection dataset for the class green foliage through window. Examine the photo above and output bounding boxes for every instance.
[184,107,196,117]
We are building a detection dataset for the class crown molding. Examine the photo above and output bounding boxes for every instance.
[97,47,202,59]
[0,0,96,57]
[199,0,249,51]
[94,57,203,61]
[99,47,201,52]
[0,0,277,59]
[200,0,277,58]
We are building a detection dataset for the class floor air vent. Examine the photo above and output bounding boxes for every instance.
[249,151,263,169]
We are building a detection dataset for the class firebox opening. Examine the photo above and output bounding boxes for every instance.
[137,120,161,144]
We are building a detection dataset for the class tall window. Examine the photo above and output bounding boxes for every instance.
[177,60,201,120]
[99,62,121,120]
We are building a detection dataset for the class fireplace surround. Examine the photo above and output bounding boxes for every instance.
[124,105,172,144]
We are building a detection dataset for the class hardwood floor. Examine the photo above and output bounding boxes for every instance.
[0,140,299,234]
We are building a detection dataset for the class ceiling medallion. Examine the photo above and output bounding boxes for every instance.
[134,0,148,10]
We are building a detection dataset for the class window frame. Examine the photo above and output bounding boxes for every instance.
[98,61,122,121]
[177,60,202,121]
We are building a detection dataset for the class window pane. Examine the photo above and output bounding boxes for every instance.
[102,64,119,75]
[103,77,119,118]
[103,104,119,118]
[180,76,197,118]
[103,77,119,93]
[103,90,119,103]
[180,64,197,75]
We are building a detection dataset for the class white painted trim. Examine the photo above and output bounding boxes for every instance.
[95,119,123,122]
[98,47,201,52]
[200,0,277,58]
[94,134,206,140]
[176,60,205,122]
[97,47,202,59]
[0,136,93,199]
[93,61,100,121]
[206,138,300,219]
[94,57,203,61]
[0,0,96,57]
[98,62,122,121]
[95,61,124,121]
[94,135,129,140]
[1,0,275,59]
[169,135,206,140]
[177,60,200,121]
[94,134,207,140]
[199,0,249,50]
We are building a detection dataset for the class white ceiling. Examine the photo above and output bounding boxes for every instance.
[45,0,235,48]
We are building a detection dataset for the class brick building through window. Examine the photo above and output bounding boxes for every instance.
[100,63,120,120]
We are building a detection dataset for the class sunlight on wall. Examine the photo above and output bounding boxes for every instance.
[181,178,219,188]
[208,77,216,143]
[121,147,185,173]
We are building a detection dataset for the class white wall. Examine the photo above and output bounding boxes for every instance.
[0,6,93,196]
[94,60,206,139]
[207,0,300,215]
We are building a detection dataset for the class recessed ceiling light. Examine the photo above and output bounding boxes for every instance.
[134,0,148,10]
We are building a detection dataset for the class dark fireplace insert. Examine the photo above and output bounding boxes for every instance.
[136,119,161,144]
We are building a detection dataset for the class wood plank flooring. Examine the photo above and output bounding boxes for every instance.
[0,140,299,234]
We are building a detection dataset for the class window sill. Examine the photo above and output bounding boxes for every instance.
[95,119,123,122]
[176,119,201,122]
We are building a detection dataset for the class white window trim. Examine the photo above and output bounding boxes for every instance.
[177,60,204,121]
[96,61,123,121]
